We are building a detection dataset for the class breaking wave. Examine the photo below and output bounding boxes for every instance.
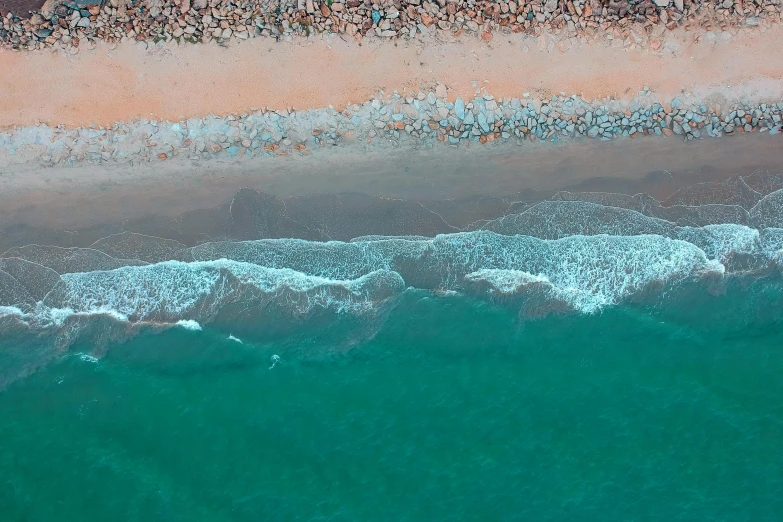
[3,178,783,387]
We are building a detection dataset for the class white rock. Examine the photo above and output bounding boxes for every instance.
[653,0,670,6]
[435,84,447,99]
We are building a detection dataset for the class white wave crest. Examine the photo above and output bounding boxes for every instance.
[465,270,551,293]
[40,260,405,324]
[176,320,202,331]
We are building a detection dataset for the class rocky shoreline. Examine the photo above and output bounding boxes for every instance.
[2,88,781,167]
[1,0,781,51]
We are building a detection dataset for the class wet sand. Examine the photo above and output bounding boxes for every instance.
[1,133,781,251]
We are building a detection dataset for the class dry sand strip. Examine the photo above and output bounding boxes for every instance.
[2,24,783,129]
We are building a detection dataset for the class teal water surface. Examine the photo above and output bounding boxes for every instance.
[2,286,783,521]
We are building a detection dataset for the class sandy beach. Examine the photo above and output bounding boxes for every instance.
[0,0,782,242]
[2,26,783,129]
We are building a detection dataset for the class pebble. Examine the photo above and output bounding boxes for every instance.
[2,89,782,166]
[5,0,767,52]
[455,98,465,120]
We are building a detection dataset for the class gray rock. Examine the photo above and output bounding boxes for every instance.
[402,104,419,119]
[455,98,465,120]
[477,112,490,133]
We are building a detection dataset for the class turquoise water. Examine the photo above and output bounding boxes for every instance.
[3,184,783,519]
[2,285,783,520]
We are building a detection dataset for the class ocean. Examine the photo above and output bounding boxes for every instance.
[2,168,783,520]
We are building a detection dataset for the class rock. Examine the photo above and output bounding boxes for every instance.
[477,112,490,133]
[653,0,670,6]
[402,104,419,119]
[29,14,44,25]
[320,3,331,16]
[455,98,465,120]
[673,0,683,10]
[77,17,91,28]
[306,0,314,13]
[435,84,447,99]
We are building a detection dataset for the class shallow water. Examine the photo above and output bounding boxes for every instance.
[2,171,783,520]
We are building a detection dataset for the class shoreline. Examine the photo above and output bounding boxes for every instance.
[2,131,782,238]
